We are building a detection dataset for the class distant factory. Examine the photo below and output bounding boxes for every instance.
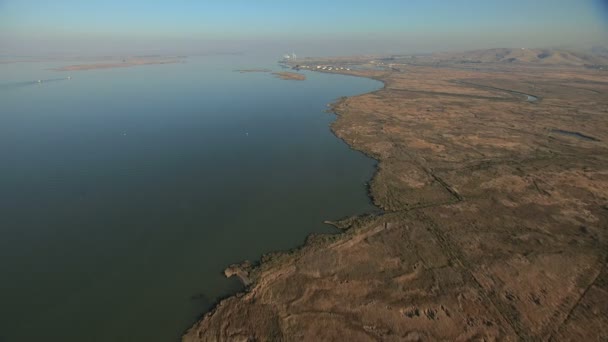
[279,53,353,73]
[282,52,297,62]
[305,65,351,71]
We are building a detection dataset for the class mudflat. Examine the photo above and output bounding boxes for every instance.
[272,71,306,81]
[184,53,608,341]
[234,68,272,73]
[52,57,182,71]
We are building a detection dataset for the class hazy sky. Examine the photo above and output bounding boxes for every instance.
[1,0,607,56]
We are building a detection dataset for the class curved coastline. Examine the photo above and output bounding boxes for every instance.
[183,58,608,341]
[0,56,388,342]
[182,69,385,340]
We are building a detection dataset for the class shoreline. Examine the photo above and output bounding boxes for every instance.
[182,66,386,339]
[272,71,306,80]
[183,57,608,341]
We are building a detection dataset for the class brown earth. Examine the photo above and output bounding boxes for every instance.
[272,72,306,81]
[184,53,608,341]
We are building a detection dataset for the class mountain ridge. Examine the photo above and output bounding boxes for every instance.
[432,47,608,66]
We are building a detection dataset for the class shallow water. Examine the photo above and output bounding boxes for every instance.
[551,129,599,141]
[0,55,382,341]
[526,95,538,102]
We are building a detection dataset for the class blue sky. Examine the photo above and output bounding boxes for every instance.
[1,0,607,55]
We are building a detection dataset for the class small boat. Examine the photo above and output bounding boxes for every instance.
[37,80,42,83]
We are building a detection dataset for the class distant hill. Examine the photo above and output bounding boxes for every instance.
[433,48,608,66]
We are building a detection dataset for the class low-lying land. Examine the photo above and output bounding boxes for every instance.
[185,50,608,341]
[272,71,306,81]
[234,68,272,73]
[52,57,183,71]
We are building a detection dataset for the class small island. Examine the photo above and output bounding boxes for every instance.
[272,71,306,81]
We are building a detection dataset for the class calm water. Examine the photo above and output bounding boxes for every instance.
[0,55,381,341]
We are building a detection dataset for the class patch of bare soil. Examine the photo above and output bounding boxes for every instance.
[272,72,306,81]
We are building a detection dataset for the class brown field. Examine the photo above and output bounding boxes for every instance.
[184,52,608,341]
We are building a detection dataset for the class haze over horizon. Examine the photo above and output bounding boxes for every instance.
[2,1,608,342]
[1,0,608,57]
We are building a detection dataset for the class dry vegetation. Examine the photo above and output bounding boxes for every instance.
[184,51,608,341]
